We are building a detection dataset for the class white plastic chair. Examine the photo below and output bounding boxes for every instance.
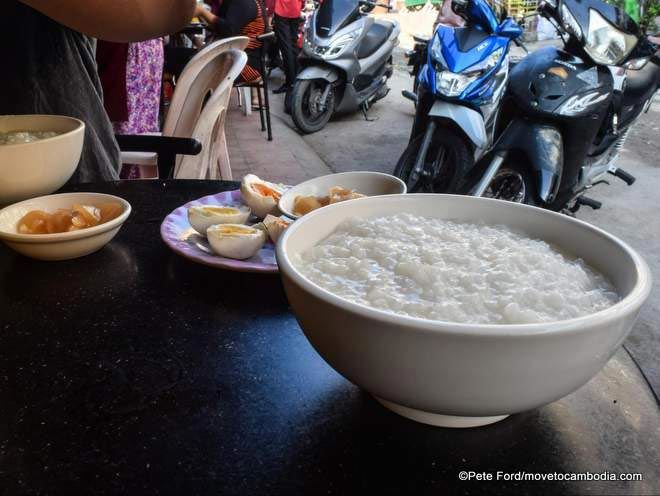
[174,51,247,179]
[119,36,248,179]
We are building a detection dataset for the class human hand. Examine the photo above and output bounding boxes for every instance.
[194,3,210,17]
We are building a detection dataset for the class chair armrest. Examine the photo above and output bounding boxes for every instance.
[115,134,202,155]
[257,31,276,42]
[115,134,202,178]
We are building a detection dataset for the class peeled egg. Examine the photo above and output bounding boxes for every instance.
[240,174,284,219]
[263,214,292,243]
[207,223,266,260]
[188,205,251,235]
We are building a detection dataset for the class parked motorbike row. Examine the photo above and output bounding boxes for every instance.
[289,0,659,214]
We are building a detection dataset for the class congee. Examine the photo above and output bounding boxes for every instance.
[0,130,59,145]
[294,213,618,324]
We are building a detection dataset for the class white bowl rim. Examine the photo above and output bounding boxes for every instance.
[277,193,653,337]
[0,115,85,150]
[0,192,131,242]
[278,171,407,220]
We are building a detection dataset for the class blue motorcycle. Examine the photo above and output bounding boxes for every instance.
[395,0,523,192]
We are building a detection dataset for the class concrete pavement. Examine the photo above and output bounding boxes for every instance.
[224,97,332,185]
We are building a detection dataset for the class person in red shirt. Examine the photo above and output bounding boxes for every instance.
[273,0,303,97]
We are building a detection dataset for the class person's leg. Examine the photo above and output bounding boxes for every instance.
[273,15,287,93]
[288,17,301,77]
[282,17,300,113]
[274,14,296,94]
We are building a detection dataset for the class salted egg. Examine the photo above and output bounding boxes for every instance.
[240,174,284,219]
[188,205,251,235]
[207,223,266,260]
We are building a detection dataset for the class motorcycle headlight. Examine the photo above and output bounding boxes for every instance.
[315,31,359,60]
[435,48,503,97]
[584,9,637,65]
[560,3,582,40]
[436,72,479,97]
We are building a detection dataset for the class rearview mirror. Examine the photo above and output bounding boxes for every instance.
[497,18,523,39]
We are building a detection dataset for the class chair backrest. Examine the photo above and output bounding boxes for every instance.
[173,47,247,179]
[163,36,249,139]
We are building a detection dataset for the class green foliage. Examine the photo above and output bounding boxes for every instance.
[604,0,660,32]
[644,0,660,32]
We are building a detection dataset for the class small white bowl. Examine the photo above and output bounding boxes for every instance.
[278,171,407,219]
[0,115,85,205]
[0,192,131,260]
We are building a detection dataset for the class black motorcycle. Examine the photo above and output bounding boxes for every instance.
[455,0,659,212]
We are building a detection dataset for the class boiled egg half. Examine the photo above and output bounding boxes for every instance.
[262,214,292,243]
[240,174,284,219]
[207,223,266,260]
[188,205,251,235]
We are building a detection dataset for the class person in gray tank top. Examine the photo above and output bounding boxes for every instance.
[0,0,196,183]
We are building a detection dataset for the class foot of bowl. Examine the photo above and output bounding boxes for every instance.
[374,396,509,428]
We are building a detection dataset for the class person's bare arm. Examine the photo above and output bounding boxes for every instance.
[21,0,196,42]
[194,4,218,26]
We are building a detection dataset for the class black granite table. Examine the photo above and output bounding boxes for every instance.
[1,180,659,495]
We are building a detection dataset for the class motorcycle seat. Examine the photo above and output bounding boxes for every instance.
[357,21,394,59]
[622,60,660,107]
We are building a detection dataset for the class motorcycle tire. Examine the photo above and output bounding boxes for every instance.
[394,127,471,193]
[291,79,335,134]
[478,161,537,206]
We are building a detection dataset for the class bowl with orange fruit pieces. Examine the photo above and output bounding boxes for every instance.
[0,192,130,260]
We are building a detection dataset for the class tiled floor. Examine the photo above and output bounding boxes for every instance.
[224,93,332,186]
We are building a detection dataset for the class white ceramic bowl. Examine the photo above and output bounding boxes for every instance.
[0,115,85,205]
[0,192,131,260]
[277,194,652,428]
[278,171,407,219]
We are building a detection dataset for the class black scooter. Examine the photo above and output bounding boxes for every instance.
[460,0,659,213]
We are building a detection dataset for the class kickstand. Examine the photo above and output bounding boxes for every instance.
[361,104,376,122]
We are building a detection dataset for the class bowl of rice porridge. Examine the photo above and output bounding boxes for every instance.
[276,194,652,428]
[0,115,85,205]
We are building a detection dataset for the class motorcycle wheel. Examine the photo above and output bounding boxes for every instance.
[481,162,536,205]
[394,128,470,193]
[291,79,335,134]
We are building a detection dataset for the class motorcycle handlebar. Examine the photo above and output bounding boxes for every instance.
[537,1,558,22]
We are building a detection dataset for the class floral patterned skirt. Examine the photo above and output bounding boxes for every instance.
[113,39,164,179]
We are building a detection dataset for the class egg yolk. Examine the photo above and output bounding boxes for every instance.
[202,207,239,215]
[252,183,281,200]
[217,225,256,235]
